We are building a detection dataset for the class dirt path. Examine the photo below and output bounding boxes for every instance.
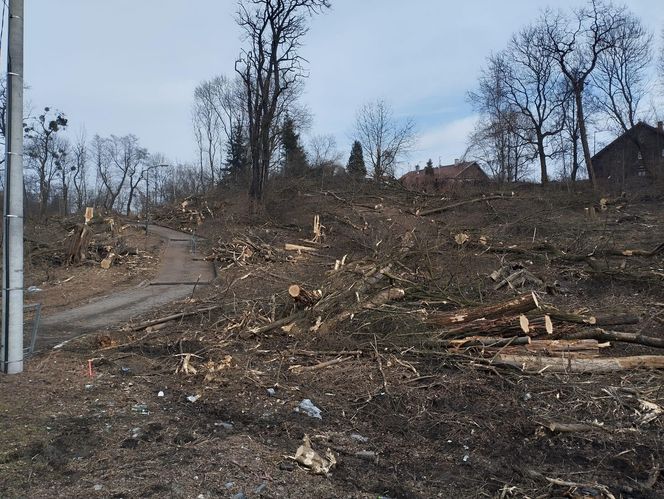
[37,225,215,350]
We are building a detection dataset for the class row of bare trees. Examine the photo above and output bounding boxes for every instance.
[468,0,660,185]
[190,0,419,206]
[19,107,206,219]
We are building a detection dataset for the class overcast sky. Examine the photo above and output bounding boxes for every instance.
[20,1,664,177]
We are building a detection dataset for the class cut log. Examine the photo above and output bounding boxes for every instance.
[428,292,538,327]
[543,422,606,433]
[564,329,664,349]
[430,314,576,341]
[543,310,639,327]
[440,336,531,348]
[100,252,116,269]
[288,284,322,307]
[491,354,664,373]
[497,339,604,358]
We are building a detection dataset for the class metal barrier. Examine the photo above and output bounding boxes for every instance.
[23,303,41,355]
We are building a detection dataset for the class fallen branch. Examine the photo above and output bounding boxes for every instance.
[289,356,353,374]
[285,243,318,252]
[321,287,405,333]
[130,306,219,331]
[249,311,306,336]
[542,421,607,433]
[415,195,509,217]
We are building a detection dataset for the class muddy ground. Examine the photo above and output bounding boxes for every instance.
[1,178,664,498]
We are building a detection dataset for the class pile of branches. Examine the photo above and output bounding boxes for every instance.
[153,196,214,233]
[205,237,288,267]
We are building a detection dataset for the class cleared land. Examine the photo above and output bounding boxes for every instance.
[1,178,664,498]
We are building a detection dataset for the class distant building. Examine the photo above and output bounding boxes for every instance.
[592,121,664,182]
[400,160,488,193]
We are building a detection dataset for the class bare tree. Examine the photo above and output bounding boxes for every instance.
[659,26,664,93]
[71,129,89,213]
[354,99,415,179]
[542,0,629,188]
[235,0,330,204]
[469,61,536,182]
[192,80,223,185]
[53,137,73,216]
[499,24,567,182]
[308,134,341,169]
[24,108,68,217]
[468,112,535,183]
[99,134,147,213]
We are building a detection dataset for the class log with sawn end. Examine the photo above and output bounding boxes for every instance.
[427,292,539,327]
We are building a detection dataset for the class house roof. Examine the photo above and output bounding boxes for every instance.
[400,161,485,181]
[592,122,664,161]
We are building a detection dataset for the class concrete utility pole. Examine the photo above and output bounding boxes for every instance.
[2,0,24,374]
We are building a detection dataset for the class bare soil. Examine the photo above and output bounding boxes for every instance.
[24,223,163,314]
[2,178,664,498]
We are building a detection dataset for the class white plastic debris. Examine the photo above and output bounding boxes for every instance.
[187,394,200,403]
[295,399,322,419]
[157,390,165,397]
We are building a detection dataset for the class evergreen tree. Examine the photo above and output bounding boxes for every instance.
[282,117,309,176]
[225,122,249,180]
[346,140,366,177]
[424,158,434,176]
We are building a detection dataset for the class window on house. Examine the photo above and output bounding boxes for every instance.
[637,151,642,160]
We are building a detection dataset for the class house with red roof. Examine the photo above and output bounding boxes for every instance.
[400,160,488,193]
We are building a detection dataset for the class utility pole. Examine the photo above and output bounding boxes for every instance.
[2,0,24,374]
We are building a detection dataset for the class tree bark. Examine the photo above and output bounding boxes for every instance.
[492,354,664,373]
[537,133,548,183]
[565,329,664,349]
[575,87,596,189]
[427,292,538,327]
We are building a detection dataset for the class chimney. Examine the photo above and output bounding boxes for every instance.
[658,121,663,132]
[454,158,460,165]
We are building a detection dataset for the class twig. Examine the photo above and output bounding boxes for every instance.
[372,334,389,395]
[289,356,353,374]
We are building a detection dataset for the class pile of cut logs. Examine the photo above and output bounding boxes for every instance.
[424,292,663,373]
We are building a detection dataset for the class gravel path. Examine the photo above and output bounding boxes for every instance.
[37,225,215,350]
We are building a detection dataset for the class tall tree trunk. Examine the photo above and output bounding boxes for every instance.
[571,128,580,182]
[536,133,548,183]
[575,87,596,189]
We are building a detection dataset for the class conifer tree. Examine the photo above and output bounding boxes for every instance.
[225,122,249,180]
[282,117,309,176]
[346,140,367,177]
[424,158,434,176]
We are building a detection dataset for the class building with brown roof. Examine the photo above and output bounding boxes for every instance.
[592,121,664,182]
[400,160,488,193]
